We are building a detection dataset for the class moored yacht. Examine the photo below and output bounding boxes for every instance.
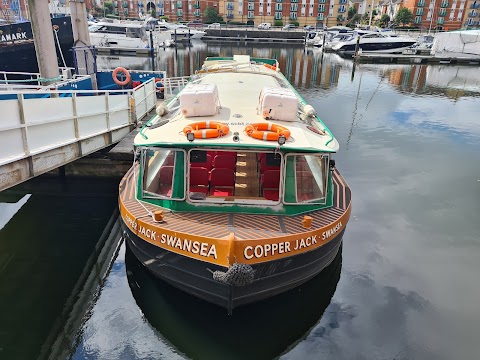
[332,32,417,55]
[119,55,351,313]
[89,20,149,48]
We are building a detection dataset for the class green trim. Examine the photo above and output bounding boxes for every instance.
[136,142,336,153]
[284,155,296,203]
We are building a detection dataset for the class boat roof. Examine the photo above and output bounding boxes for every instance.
[135,56,339,153]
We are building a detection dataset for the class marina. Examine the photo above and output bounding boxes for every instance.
[1,0,480,357]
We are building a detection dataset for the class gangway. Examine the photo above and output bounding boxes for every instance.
[0,72,163,192]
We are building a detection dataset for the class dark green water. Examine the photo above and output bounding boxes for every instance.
[1,43,480,359]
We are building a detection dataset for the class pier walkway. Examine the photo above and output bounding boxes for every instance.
[0,72,190,192]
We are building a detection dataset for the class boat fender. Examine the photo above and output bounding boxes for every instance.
[212,263,255,287]
[303,104,316,117]
[112,67,131,86]
[156,103,168,116]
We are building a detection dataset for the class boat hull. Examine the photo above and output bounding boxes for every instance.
[123,222,344,312]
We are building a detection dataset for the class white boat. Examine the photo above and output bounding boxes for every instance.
[431,30,480,58]
[306,31,323,46]
[154,22,206,40]
[331,32,417,55]
[89,20,149,48]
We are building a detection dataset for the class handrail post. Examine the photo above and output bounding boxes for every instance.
[72,92,82,157]
[17,94,33,177]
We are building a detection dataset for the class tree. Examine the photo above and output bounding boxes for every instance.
[380,14,390,27]
[337,14,345,23]
[395,8,413,26]
[348,6,357,20]
[103,1,114,15]
[203,6,222,23]
[151,9,156,18]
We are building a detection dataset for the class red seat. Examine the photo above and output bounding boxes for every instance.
[189,167,209,195]
[260,157,280,173]
[213,155,236,170]
[163,153,175,166]
[218,151,237,158]
[191,154,213,171]
[158,166,174,196]
[261,170,280,201]
[209,168,235,196]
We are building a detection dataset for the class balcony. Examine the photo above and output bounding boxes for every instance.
[176,1,182,8]
[469,10,478,16]
[416,8,423,15]
[227,3,234,10]
[338,6,346,13]
[227,13,234,18]
[113,1,118,7]
[471,3,480,9]
[414,16,422,23]
[248,12,254,18]
[317,14,324,20]
[339,0,347,3]
[318,5,325,12]
[290,12,297,19]
[176,10,183,16]
[440,1,449,8]
[193,3,200,8]
[417,0,425,6]
[437,16,445,24]
[439,8,446,15]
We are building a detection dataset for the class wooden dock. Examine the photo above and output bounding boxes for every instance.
[354,53,480,65]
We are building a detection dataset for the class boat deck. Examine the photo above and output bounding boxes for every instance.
[119,165,351,240]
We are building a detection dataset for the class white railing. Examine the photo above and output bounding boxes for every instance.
[0,79,157,191]
[163,76,191,99]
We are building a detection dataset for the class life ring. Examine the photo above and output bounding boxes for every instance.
[264,63,277,71]
[245,123,290,141]
[155,78,164,92]
[183,121,230,139]
[112,67,131,86]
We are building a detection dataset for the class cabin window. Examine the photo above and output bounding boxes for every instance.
[284,154,329,205]
[187,149,282,205]
[142,148,185,200]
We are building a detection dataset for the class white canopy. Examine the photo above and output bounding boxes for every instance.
[431,30,480,58]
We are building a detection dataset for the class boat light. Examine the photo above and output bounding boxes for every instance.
[233,132,240,142]
[186,132,195,142]
[278,135,286,145]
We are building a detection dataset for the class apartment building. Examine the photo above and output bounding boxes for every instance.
[157,0,356,26]
[402,0,466,30]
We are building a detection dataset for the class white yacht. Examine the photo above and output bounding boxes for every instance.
[331,32,417,55]
[154,22,206,40]
[89,20,149,48]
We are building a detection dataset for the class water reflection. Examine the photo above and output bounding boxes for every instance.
[126,244,342,360]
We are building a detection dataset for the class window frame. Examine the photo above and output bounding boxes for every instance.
[141,147,186,201]
[283,153,330,205]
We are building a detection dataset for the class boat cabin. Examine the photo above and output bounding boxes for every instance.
[135,56,338,215]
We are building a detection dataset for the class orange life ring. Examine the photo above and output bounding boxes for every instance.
[112,67,131,86]
[245,123,290,141]
[155,78,164,92]
[183,121,230,139]
[264,63,277,71]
